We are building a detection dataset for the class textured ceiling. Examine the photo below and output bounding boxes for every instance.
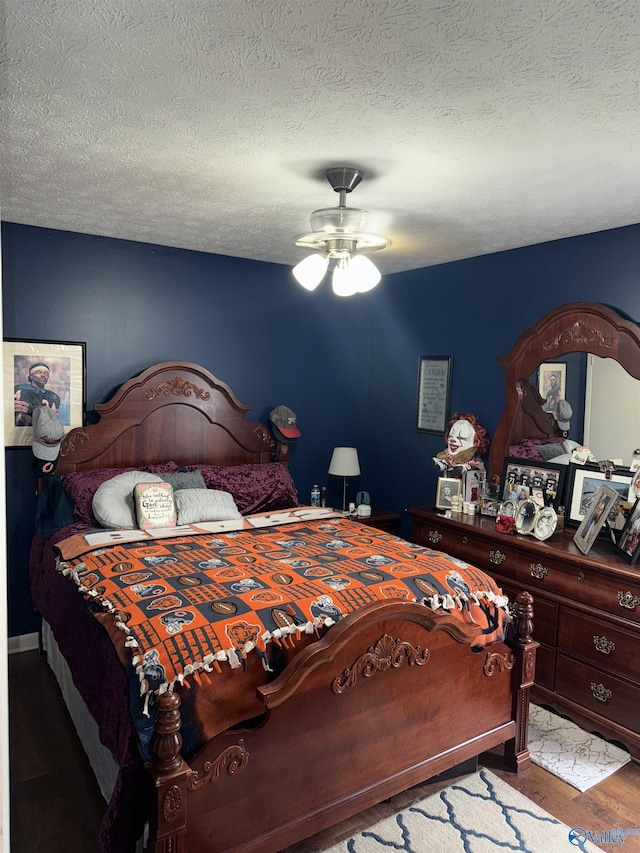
[1,0,639,274]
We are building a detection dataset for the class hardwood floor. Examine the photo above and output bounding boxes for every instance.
[9,649,640,852]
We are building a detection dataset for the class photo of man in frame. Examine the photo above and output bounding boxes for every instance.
[13,356,70,426]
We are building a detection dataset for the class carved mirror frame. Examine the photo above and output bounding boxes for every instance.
[489,302,640,480]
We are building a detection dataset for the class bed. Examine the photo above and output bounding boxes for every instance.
[29,360,538,853]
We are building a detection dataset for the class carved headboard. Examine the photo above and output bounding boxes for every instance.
[57,361,283,473]
[488,303,640,480]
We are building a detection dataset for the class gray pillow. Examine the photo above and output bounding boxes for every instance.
[537,443,564,461]
[175,489,242,525]
[161,470,206,491]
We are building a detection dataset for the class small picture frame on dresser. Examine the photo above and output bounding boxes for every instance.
[435,477,462,511]
[573,484,620,555]
[615,498,640,564]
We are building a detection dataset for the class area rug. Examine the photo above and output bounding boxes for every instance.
[528,704,631,792]
[292,769,603,853]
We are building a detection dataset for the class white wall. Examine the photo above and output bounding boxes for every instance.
[584,355,640,466]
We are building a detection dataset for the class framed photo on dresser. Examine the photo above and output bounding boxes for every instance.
[435,477,461,511]
[566,463,634,526]
[500,458,565,509]
[615,498,640,564]
[573,484,619,555]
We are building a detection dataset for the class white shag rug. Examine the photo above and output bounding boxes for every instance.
[528,704,631,791]
[289,768,604,853]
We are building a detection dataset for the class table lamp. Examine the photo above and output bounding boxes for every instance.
[328,446,361,512]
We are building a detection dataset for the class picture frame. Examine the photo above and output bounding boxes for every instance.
[500,458,566,509]
[463,468,485,504]
[538,362,566,412]
[573,484,620,555]
[416,356,452,435]
[566,463,634,526]
[3,338,86,449]
[435,476,462,511]
[532,505,558,541]
[514,498,538,535]
[615,498,640,564]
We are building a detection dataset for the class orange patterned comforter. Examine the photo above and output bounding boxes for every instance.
[56,512,510,712]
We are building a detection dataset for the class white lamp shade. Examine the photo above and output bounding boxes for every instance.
[332,258,358,297]
[349,255,381,292]
[293,253,329,290]
[328,446,361,477]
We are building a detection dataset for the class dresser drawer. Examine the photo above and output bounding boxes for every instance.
[555,653,640,733]
[425,521,640,627]
[498,580,557,647]
[522,561,640,627]
[558,606,640,685]
[534,644,555,690]
[417,524,486,568]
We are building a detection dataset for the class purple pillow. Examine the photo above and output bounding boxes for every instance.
[61,463,180,526]
[187,463,298,514]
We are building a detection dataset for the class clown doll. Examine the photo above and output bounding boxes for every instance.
[433,414,489,502]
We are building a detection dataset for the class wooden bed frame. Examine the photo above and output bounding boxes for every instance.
[52,361,537,853]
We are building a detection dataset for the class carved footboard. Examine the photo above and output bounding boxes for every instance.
[147,593,537,853]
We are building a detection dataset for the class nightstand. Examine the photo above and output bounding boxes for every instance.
[348,507,402,533]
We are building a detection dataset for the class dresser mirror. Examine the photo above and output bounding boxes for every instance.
[489,302,640,480]
[584,355,640,465]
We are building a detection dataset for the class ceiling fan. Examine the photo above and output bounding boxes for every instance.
[293,167,390,297]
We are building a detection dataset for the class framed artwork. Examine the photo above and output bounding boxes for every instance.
[500,458,566,509]
[435,476,461,511]
[463,468,485,504]
[416,356,452,435]
[566,463,634,526]
[615,498,640,564]
[538,362,566,412]
[3,338,86,449]
[573,484,620,555]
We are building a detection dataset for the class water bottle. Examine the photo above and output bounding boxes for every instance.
[310,485,320,507]
[320,486,327,507]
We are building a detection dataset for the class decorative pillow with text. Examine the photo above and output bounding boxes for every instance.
[134,482,177,530]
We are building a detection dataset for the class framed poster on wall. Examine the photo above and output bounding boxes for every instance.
[3,338,86,449]
[416,356,452,435]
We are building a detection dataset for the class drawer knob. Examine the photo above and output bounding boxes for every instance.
[530,563,549,580]
[618,591,640,611]
[590,682,613,703]
[593,635,615,655]
[428,530,442,545]
[577,571,585,582]
[462,536,468,545]
[489,549,506,566]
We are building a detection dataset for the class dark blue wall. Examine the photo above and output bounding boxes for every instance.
[367,225,640,529]
[3,221,640,636]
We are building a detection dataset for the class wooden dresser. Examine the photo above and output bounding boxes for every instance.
[407,505,640,761]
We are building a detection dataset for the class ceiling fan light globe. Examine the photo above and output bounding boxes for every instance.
[349,255,381,292]
[332,259,358,297]
[292,253,329,290]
